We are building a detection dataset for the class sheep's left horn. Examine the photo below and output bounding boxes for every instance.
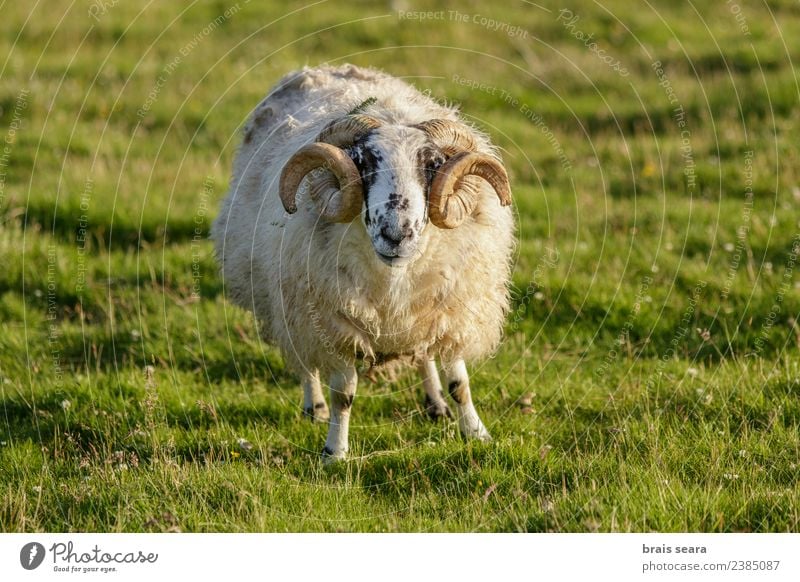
[413,119,478,155]
[428,151,511,229]
[279,142,363,222]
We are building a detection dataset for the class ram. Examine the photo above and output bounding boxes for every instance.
[212,64,515,461]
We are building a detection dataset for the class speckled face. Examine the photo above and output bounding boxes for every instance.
[349,126,445,267]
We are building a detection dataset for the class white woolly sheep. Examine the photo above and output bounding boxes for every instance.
[212,64,515,461]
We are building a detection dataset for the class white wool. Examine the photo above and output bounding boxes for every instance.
[212,64,515,375]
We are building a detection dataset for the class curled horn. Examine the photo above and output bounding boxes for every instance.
[415,119,511,229]
[317,114,381,147]
[279,114,381,222]
[413,119,478,155]
[279,143,363,222]
[428,152,511,229]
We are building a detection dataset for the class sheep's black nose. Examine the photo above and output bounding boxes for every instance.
[380,225,407,246]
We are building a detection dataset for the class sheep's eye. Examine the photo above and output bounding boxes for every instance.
[424,155,445,183]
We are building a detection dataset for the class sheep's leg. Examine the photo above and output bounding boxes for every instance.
[417,359,452,421]
[443,359,491,441]
[302,369,329,422]
[321,366,358,462]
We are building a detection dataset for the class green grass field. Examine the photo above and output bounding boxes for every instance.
[1,0,799,532]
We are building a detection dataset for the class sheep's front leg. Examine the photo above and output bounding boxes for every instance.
[302,369,329,422]
[321,366,358,462]
[443,359,491,441]
[418,359,452,420]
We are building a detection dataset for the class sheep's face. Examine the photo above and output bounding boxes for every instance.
[349,126,445,267]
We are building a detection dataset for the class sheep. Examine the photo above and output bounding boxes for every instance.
[212,64,515,461]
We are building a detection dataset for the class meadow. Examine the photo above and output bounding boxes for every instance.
[1,0,799,531]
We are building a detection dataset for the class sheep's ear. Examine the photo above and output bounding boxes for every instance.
[243,104,274,144]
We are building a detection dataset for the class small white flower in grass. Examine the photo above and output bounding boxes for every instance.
[34,289,43,298]
[130,329,141,340]
[534,292,544,300]
[695,388,712,403]
[237,437,253,452]
[687,367,699,377]
[723,473,739,480]
[61,399,71,410]
[723,242,735,252]
[32,485,42,493]
[738,449,747,457]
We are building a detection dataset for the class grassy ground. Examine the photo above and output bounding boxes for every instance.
[1,0,799,532]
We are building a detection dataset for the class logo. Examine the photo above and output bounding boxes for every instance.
[20,542,46,570]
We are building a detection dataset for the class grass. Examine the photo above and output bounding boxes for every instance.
[1,0,799,532]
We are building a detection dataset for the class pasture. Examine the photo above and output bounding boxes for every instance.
[1,0,799,531]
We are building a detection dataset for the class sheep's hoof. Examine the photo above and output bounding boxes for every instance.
[304,402,330,423]
[460,424,492,442]
[321,446,346,465]
[424,395,453,421]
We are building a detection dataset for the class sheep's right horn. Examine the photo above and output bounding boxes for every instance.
[279,142,363,222]
[279,114,381,222]
[317,114,381,147]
